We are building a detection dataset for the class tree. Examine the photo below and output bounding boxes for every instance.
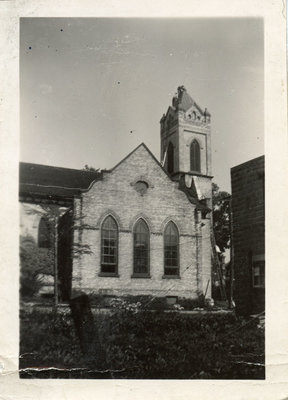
[83,165,99,172]
[20,235,54,298]
[21,205,68,304]
[212,183,231,253]
[22,204,94,306]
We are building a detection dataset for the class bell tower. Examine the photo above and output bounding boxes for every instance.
[160,85,212,207]
[160,85,213,300]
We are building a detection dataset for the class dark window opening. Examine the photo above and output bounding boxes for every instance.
[190,140,201,172]
[164,222,179,276]
[101,216,118,274]
[252,259,265,288]
[38,217,52,248]
[133,219,150,275]
[167,142,174,174]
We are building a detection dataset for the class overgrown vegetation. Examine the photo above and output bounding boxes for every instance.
[105,302,264,379]
[20,235,54,298]
[89,294,205,310]
[212,182,231,253]
[19,309,91,378]
[20,303,264,379]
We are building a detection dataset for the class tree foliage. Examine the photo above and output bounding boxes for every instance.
[83,165,99,172]
[20,235,54,298]
[212,183,231,252]
[20,205,95,300]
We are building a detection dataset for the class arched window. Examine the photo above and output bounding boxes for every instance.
[38,217,51,248]
[133,219,150,276]
[190,140,201,172]
[164,222,179,276]
[101,216,118,274]
[167,142,174,174]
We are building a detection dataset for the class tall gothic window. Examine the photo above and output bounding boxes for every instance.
[101,216,118,274]
[38,217,51,248]
[167,142,174,174]
[164,222,179,276]
[190,140,201,172]
[133,219,150,276]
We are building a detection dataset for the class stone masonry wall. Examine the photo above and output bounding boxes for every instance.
[72,145,210,299]
[178,113,211,177]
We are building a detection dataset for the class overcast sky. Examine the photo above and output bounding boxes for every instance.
[20,18,264,192]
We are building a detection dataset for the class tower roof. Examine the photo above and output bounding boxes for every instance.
[172,85,210,116]
[176,85,194,112]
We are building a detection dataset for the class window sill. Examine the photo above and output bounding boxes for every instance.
[98,272,119,278]
[162,275,181,279]
[131,274,151,279]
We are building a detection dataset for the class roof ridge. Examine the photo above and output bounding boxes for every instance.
[19,161,100,175]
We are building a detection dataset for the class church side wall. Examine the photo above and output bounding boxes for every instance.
[75,229,198,298]
[71,147,200,299]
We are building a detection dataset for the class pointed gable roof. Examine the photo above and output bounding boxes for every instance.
[110,142,171,178]
[161,86,211,120]
[109,143,210,213]
[176,85,207,115]
[168,85,211,118]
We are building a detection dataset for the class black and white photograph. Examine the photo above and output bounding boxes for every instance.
[18,17,266,380]
[1,2,287,397]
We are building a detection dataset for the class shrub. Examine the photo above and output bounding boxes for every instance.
[19,308,110,378]
[88,294,207,311]
[19,306,264,380]
[178,296,205,310]
[20,235,54,298]
[104,311,264,379]
[88,294,170,310]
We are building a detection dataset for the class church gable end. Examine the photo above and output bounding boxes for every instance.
[72,140,206,299]
[80,143,196,233]
[86,143,183,201]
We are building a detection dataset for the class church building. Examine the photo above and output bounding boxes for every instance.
[20,86,213,302]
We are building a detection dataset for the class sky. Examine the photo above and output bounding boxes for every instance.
[20,18,264,192]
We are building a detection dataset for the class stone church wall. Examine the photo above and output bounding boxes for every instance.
[72,145,203,299]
